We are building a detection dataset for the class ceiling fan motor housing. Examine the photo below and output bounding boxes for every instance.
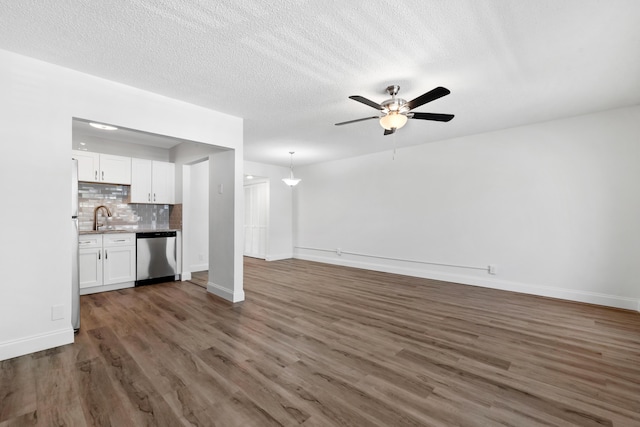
[381,98,409,114]
[382,85,409,113]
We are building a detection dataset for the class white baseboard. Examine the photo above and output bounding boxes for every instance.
[266,253,293,261]
[181,272,192,281]
[190,263,208,272]
[80,281,134,295]
[0,327,74,361]
[295,253,640,312]
[207,281,245,303]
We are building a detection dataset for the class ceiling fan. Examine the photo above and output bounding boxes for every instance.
[335,85,454,135]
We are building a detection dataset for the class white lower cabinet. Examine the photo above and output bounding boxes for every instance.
[79,236,103,289]
[79,233,136,294]
[104,236,136,285]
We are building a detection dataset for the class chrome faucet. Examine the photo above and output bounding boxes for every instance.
[93,205,113,231]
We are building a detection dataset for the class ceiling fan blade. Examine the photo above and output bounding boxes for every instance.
[349,95,384,110]
[406,87,450,110]
[410,112,455,122]
[335,116,379,126]
[383,128,396,136]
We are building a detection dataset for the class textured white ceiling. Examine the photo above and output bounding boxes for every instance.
[1,1,639,166]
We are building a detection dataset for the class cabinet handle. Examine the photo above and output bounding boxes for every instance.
[112,239,127,242]
[95,170,98,180]
[153,193,156,202]
[98,251,101,260]
[79,240,91,244]
[148,193,151,202]
[105,250,108,259]
[102,171,105,181]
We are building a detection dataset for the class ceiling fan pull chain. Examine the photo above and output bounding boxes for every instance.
[393,132,397,160]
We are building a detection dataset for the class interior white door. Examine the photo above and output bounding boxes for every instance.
[243,181,268,259]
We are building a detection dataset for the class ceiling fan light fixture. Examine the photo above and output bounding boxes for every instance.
[380,112,407,130]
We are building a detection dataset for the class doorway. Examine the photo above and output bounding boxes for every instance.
[184,159,209,287]
[244,179,268,259]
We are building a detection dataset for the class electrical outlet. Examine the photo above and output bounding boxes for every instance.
[488,264,497,275]
[336,248,342,256]
[51,305,64,321]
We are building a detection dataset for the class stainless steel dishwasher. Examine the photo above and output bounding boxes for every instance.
[136,231,177,285]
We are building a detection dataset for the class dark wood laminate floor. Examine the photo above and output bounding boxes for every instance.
[188,271,208,289]
[2,258,640,426]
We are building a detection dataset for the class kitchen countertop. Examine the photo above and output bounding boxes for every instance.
[79,228,180,235]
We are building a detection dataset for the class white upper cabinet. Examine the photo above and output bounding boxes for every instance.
[130,158,175,204]
[151,160,175,204]
[100,154,131,184]
[130,158,153,203]
[72,151,100,182]
[72,151,131,185]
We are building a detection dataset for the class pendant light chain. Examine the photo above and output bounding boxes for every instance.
[289,151,294,176]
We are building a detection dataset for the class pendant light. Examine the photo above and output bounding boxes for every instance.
[282,151,301,187]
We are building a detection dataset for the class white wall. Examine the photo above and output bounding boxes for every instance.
[209,150,244,302]
[187,160,209,272]
[244,161,294,260]
[170,142,243,300]
[294,105,640,311]
[0,49,244,361]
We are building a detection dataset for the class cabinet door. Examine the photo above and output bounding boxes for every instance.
[152,161,175,204]
[103,245,136,285]
[72,151,100,182]
[79,247,103,288]
[130,158,152,203]
[100,154,131,185]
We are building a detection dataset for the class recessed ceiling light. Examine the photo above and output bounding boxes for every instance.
[246,175,254,179]
[79,142,86,146]
[89,122,118,131]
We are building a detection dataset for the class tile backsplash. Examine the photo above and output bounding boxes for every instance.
[78,183,178,231]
